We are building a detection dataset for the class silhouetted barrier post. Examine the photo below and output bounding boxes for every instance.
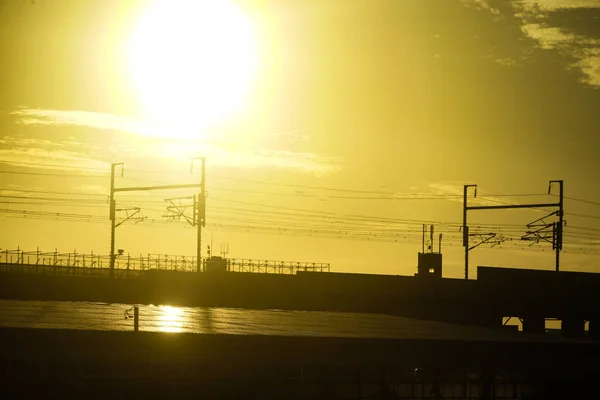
[562,317,585,338]
[589,318,600,341]
[134,306,139,332]
[522,316,545,334]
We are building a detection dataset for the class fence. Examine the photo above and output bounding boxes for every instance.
[227,259,330,274]
[0,248,198,272]
[0,262,145,279]
[0,248,330,276]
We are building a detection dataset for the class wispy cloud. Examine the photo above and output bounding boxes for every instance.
[0,145,109,173]
[574,47,600,86]
[70,185,109,196]
[7,108,340,174]
[461,0,501,14]
[463,0,600,88]
[518,0,600,11]
[520,23,574,49]
[10,108,206,139]
[516,0,600,88]
[426,182,536,207]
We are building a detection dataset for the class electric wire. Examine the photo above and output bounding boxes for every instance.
[1,161,600,254]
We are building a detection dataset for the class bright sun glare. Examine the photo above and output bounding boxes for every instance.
[158,305,184,333]
[127,0,259,139]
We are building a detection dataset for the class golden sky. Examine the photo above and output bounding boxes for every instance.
[0,0,599,277]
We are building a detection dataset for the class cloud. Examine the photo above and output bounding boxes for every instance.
[518,0,600,11]
[520,23,574,49]
[462,1,600,86]
[427,182,475,203]
[514,1,600,88]
[7,108,340,174]
[70,185,109,196]
[10,108,200,139]
[426,182,531,207]
[461,0,501,14]
[576,49,600,85]
[0,144,109,173]
[494,57,518,66]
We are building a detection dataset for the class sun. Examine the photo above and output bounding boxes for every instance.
[127,0,259,139]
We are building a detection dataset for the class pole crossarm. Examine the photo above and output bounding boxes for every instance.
[113,183,201,193]
[115,208,142,228]
[521,226,553,245]
[466,202,560,211]
[462,180,564,279]
[526,211,559,227]
[521,211,557,246]
[468,232,504,251]
[164,197,195,226]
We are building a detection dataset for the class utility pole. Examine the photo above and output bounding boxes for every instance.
[192,158,206,273]
[463,181,563,279]
[109,160,205,276]
[109,163,124,275]
[550,180,564,272]
[463,184,477,280]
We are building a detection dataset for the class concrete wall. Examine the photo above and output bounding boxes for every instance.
[2,265,598,331]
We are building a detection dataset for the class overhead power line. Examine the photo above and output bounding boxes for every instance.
[0,160,109,171]
[0,169,106,178]
[2,205,599,251]
[553,194,600,207]
[565,212,600,220]
[2,188,597,233]
[0,188,108,197]
[0,195,105,203]
[0,159,569,200]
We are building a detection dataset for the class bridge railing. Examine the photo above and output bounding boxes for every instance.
[0,263,146,279]
[227,259,330,274]
[0,248,199,272]
[0,248,330,276]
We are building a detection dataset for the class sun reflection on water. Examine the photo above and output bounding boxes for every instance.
[158,305,184,333]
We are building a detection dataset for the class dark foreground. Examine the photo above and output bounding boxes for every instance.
[0,327,598,399]
[3,265,600,335]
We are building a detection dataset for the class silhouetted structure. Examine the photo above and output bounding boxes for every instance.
[415,225,443,280]
[1,258,599,340]
[0,323,596,399]
[1,233,599,398]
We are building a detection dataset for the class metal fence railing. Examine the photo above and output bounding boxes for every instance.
[0,262,145,279]
[0,248,330,277]
[0,248,198,272]
[226,259,330,274]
